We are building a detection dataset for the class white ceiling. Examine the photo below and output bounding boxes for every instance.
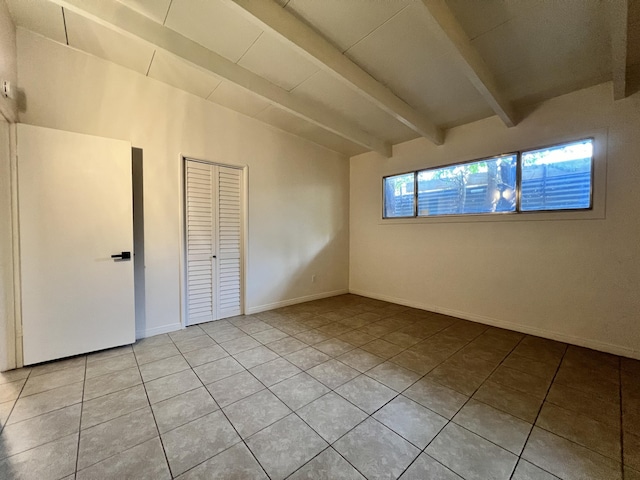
[6,0,628,157]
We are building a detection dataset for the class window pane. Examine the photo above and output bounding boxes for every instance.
[520,139,593,211]
[416,155,517,216]
[383,173,415,218]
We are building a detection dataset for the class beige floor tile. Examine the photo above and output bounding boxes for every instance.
[233,345,280,369]
[502,353,559,382]
[295,329,332,345]
[77,406,157,470]
[308,359,360,389]
[134,343,181,365]
[176,442,267,479]
[453,399,532,454]
[76,437,170,480]
[162,410,240,476]
[0,378,27,403]
[152,387,219,434]
[29,356,86,377]
[85,352,137,379]
[206,371,264,407]
[289,447,365,479]
[366,361,420,392]
[625,431,640,471]
[537,402,621,460]
[374,396,447,448]
[0,400,14,428]
[473,380,543,423]
[1,403,81,458]
[269,372,330,410]
[8,381,83,424]
[511,459,560,479]
[315,339,355,357]
[0,432,78,480]
[337,330,377,347]
[81,384,149,429]
[426,423,518,480]
[174,335,216,354]
[335,375,396,414]
[404,378,468,419]
[247,414,327,480]
[0,368,31,386]
[336,348,385,372]
[389,349,443,375]
[285,347,331,370]
[489,365,551,399]
[220,336,262,355]
[83,366,142,401]
[251,328,289,344]
[266,337,307,356]
[399,453,462,479]
[249,357,301,387]
[522,427,622,480]
[193,356,245,384]
[133,334,173,351]
[139,355,190,383]
[145,369,202,404]
[86,345,133,365]
[182,345,228,368]
[546,381,620,427]
[334,418,420,480]
[297,392,367,443]
[360,339,405,359]
[168,325,205,343]
[21,366,85,397]
[223,389,291,438]
[427,363,488,396]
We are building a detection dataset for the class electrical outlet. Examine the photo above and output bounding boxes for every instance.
[311,275,316,283]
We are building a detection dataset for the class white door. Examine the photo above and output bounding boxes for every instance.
[185,159,242,325]
[18,124,135,365]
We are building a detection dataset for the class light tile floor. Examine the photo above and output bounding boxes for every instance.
[0,294,638,479]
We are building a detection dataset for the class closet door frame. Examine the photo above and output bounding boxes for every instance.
[179,156,247,327]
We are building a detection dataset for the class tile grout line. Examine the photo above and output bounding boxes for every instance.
[0,369,32,436]
[508,343,569,480]
[73,356,87,476]
[396,331,527,480]
[131,343,174,479]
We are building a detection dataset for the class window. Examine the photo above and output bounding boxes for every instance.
[520,140,593,211]
[383,139,593,219]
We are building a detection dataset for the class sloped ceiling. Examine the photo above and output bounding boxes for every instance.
[7,0,635,157]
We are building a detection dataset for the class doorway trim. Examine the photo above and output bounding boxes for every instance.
[178,155,248,328]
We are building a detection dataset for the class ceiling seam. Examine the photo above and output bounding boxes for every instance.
[343,4,413,54]
[61,7,69,45]
[162,0,174,26]
[145,50,156,77]
[235,31,264,65]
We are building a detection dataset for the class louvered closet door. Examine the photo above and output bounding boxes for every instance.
[185,160,242,325]
[217,166,243,318]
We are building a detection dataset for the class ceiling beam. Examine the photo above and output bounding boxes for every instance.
[48,0,392,157]
[221,0,444,145]
[419,0,518,127]
[611,0,629,100]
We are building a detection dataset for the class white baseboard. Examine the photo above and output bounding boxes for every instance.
[136,322,182,340]
[246,289,349,315]
[349,288,640,360]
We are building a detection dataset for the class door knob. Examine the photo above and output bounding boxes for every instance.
[111,251,131,260]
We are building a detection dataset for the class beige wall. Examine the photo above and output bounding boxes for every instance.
[17,29,349,338]
[0,0,17,371]
[350,83,640,359]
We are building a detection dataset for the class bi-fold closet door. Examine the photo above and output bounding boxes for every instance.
[185,159,243,325]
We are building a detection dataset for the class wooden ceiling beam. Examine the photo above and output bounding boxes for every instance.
[222,0,444,145]
[420,0,518,127]
[47,0,392,157]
